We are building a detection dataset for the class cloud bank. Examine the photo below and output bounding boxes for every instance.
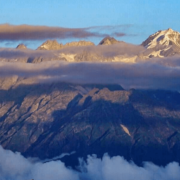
[0,24,104,41]
[0,24,130,41]
[56,42,144,56]
[0,48,55,58]
[0,56,180,90]
[0,42,145,58]
[0,146,179,180]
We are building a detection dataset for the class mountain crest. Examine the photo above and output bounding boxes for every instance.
[37,40,63,50]
[142,28,180,49]
[99,36,120,45]
[37,40,95,50]
[16,44,27,50]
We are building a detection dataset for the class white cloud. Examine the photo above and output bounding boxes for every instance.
[0,146,179,180]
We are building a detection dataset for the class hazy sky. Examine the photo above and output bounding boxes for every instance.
[0,0,179,47]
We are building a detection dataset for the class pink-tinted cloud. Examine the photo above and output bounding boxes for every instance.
[0,24,130,41]
[0,24,105,41]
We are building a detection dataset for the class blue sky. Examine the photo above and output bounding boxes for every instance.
[0,0,179,48]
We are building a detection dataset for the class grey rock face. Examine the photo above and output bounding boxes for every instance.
[0,79,180,167]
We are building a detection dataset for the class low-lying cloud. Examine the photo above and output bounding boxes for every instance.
[0,48,55,59]
[0,145,179,180]
[0,42,145,58]
[57,42,144,56]
[0,57,180,90]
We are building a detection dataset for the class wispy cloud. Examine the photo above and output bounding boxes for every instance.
[87,24,135,38]
[113,32,126,37]
[113,32,138,37]
[0,24,131,41]
[0,24,104,41]
[86,24,132,31]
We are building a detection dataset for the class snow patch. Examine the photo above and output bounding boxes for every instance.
[120,124,131,136]
[60,53,76,62]
[112,56,137,63]
[145,28,180,49]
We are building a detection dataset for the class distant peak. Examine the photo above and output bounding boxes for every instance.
[16,44,27,49]
[142,28,180,49]
[167,28,174,32]
[37,40,63,50]
[99,36,119,45]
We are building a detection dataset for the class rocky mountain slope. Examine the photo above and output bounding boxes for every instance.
[37,40,64,50]
[16,44,27,50]
[142,28,180,49]
[0,78,180,167]
[35,28,180,60]
[141,28,180,58]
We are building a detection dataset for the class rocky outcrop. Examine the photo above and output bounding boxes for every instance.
[37,40,63,50]
[37,40,95,50]
[16,44,27,49]
[99,36,120,45]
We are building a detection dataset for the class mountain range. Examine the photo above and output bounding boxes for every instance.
[1,28,180,64]
[0,28,180,167]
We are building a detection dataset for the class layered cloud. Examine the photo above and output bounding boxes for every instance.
[0,56,180,90]
[0,42,145,58]
[0,24,103,41]
[0,145,179,180]
[0,24,131,41]
[56,42,144,56]
[0,48,54,58]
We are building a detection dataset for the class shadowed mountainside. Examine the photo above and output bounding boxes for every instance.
[0,82,180,167]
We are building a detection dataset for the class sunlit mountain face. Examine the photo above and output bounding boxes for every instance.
[1,0,180,179]
[0,26,180,180]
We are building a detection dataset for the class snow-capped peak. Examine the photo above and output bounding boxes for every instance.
[142,28,180,49]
